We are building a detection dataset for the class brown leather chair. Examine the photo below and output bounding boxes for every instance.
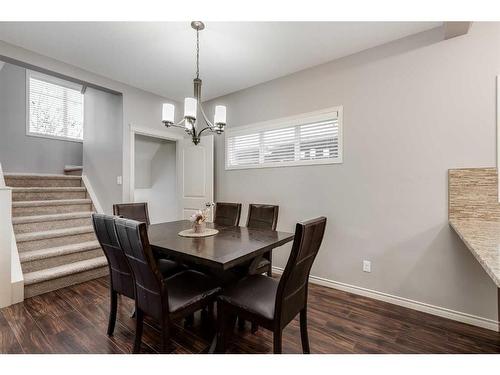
[247,204,279,276]
[114,217,221,353]
[216,216,327,354]
[113,202,150,225]
[91,213,183,337]
[213,202,242,227]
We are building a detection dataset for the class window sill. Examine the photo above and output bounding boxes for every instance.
[225,157,343,170]
[26,132,83,144]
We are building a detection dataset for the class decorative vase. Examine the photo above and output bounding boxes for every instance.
[193,222,206,234]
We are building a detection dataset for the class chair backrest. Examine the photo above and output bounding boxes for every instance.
[246,204,279,231]
[275,217,327,325]
[91,213,135,299]
[114,217,166,320]
[113,202,150,226]
[214,202,242,227]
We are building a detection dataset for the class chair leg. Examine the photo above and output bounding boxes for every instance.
[273,328,282,354]
[216,303,236,353]
[300,308,310,354]
[184,313,194,328]
[201,302,215,325]
[133,308,144,354]
[107,290,118,336]
[208,301,215,318]
[160,317,171,354]
[238,317,245,331]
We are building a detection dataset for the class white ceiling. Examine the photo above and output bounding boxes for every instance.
[0,22,441,101]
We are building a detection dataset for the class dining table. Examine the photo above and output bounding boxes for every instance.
[148,219,295,273]
[147,219,295,352]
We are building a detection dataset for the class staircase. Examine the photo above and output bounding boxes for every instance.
[4,173,108,298]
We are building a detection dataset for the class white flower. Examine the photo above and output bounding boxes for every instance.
[190,210,206,224]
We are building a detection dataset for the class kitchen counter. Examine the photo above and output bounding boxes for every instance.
[449,219,500,288]
[448,167,500,330]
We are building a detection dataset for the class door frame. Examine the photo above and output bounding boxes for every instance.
[128,124,184,203]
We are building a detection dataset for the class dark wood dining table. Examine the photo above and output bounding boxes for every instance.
[148,220,295,272]
[147,220,295,353]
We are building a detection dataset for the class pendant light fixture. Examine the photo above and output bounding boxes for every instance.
[162,21,227,145]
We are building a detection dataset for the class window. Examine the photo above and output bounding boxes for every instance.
[226,107,342,170]
[27,70,84,142]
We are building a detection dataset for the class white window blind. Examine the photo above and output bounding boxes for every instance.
[226,107,342,170]
[27,71,84,142]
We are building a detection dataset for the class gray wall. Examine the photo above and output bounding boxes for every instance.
[83,87,123,214]
[0,63,83,173]
[0,39,185,202]
[134,135,177,224]
[205,23,500,321]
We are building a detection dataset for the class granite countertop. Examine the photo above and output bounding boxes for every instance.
[449,219,500,287]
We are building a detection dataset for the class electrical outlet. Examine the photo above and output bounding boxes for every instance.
[363,260,371,273]
[116,176,122,185]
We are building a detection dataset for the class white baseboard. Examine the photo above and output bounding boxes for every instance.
[272,267,499,332]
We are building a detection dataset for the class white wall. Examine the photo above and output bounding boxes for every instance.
[0,39,185,203]
[134,135,177,223]
[205,23,500,321]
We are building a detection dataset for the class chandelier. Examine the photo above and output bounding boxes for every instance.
[162,21,227,145]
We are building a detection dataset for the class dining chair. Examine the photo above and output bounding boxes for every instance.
[247,204,279,276]
[92,213,185,337]
[113,202,150,225]
[114,217,222,353]
[215,216,327,354]
[113,201,185,270]
[213,202,242,227]
[238,204,279,333]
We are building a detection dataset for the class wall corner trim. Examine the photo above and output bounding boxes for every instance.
[272,266,499,332]
[82,174,104,214]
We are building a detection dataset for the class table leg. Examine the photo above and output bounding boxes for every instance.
[208,335,217,354]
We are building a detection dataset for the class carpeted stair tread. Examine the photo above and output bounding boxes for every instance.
[15,225,94,243]
[23,256,108,285]
[12,211,93,224]
[12,199,91,207]
[4,173,81,179]
[12,187,86,193]
[19,240,101,263]
[6,171,104,297]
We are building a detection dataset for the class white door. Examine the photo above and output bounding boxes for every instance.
[177,135,214,220]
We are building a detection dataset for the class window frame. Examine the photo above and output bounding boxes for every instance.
[25,70,85,143]
[225,106,343,170]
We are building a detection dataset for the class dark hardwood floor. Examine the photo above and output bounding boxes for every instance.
[1,276,499,354]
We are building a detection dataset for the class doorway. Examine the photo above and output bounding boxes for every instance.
[129,125,214,224]
[134,134,177,224]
